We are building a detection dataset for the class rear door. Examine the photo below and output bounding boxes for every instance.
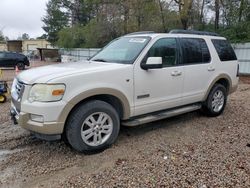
[179,37,214,104]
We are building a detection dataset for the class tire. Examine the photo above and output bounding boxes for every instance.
[201,84,227,117]
[16,62,25,70]
[0,95,6,103]
[65,100,120,153]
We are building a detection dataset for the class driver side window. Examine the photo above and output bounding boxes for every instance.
[147,38,177,67]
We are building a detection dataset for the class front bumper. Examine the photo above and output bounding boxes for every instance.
[10,105,64,135]
[11,78,67,135]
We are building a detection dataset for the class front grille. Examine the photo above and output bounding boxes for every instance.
[15,80,24,97]
[11,79,25,113]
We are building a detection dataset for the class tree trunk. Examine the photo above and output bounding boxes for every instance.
[124,6,129,33]
[199,0,205,29]
[181,0,193,30]
[239,0,244,22]
[158,0,166,32]
[215,0,220,30]
[181,18,188,29]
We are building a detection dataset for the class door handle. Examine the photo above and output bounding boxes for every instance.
[171,70,182,76]
[208,67,215,71]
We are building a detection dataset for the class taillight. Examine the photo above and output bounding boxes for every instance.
[237,64,239,77]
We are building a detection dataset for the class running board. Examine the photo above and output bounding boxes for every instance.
[122,104,201,127]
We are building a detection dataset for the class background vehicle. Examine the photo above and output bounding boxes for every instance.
[0,51,30,70]
[10,30,239,153]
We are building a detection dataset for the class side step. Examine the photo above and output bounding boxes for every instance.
[122,104,201,127]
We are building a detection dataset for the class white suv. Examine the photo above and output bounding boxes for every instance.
[11,30,239,152]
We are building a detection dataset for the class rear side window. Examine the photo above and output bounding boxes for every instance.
[180,38,211,65]
[212,39,237,61]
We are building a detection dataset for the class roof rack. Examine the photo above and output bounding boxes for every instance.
[126,31,155,36]
[169,29,221,37]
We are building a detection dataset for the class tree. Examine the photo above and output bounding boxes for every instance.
[57,25,85,48]
[36,34,48,40]
[173,0,194,29]
[42,0,69,45]
[199,0,205,27]
[44,0,250,48]
[238,0,245,22]
[0,31,4,41]
[22,33,30,40]
[158,0,167,31]
[214,0,220,30]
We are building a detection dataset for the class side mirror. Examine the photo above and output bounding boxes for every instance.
[141,57,163,70]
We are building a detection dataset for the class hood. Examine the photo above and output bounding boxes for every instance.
[17,61,129,84]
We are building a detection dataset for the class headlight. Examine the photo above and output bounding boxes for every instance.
[28,84,65,102]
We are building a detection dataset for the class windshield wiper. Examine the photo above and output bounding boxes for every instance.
[91,59,107,62]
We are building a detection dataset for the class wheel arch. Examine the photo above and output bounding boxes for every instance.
[203,74,232,101]
[58,88,131,127]
[16,61,25,70]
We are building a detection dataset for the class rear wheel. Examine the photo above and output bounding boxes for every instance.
[65,100,120,153]
[0,95,6,103]
[201,84,227,117]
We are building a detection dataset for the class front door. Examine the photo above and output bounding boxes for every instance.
[134,38,184,116]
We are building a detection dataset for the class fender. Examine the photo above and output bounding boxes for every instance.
[58,88,131,123]
[203,74,232,101]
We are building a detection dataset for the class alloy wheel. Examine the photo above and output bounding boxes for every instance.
[81,112,113,147]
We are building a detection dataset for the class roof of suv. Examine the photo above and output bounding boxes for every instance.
[124,30,226,40]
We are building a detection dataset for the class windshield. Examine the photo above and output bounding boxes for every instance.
[91,37,150,64]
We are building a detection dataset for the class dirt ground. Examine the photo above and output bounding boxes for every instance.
[0,63,250,188]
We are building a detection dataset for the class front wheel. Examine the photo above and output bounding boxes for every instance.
[201,84,227,117]
[65,100,120,153]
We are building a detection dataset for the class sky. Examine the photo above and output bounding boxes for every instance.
[0,0,49,40]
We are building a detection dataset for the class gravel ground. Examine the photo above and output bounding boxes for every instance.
[0,65,249,188]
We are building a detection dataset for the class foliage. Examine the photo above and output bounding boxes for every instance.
[218,22,250,43]
[43,0,250,48]
[57,25,85,48]
[0,31,5,41]
[42,0,69,45]
[21,33,30,40]
[36,34,48,40]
